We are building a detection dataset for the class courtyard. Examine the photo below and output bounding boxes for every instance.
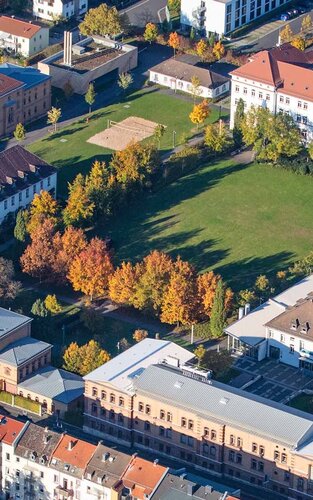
[230,357,313,405]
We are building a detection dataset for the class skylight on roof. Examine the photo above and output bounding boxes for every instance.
[174,381,183,389]
[219,397,230,405]
[127,367,145,380]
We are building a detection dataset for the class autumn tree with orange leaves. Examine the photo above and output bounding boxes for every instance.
[198,271,233,319]
[52,226,88,283]
[212,40,225,60]
[168,31,180,57]
[68,237,114,301]
[160,257,199,326]
[20,219,56,281]
[108,261,142,305]
[110,142,159,189]
[189,99,210,129]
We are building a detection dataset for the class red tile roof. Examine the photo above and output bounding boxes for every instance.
[0,16,42,39]
[52,434,96,470]
[121,457,167,499]
[0,73,23,95]
[0,414,26,445]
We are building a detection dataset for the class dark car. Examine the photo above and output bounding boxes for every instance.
[280,12,290,21]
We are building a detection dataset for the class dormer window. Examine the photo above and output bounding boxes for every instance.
[300,322,310,334]
[290,319,299,330]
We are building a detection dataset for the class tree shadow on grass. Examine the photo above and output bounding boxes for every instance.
[216,251,295,290]
[44,124,88,141]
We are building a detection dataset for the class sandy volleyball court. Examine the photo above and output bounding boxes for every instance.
[87,116,160,151]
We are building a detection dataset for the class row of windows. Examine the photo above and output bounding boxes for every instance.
[2,178,51,211]
[91,387,125,407]
[18,354,48,381]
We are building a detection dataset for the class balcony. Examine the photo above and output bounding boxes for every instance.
[55,486,74,498]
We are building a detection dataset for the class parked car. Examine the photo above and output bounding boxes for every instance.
[280,12,290,21]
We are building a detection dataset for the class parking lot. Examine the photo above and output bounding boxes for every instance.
[230,358,313,404]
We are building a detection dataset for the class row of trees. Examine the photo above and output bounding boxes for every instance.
[109,250,233,334]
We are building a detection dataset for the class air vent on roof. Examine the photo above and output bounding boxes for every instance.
[39,456,47,465]
[51,458,57,465]
[64,464,70,471]
[290,318,299,330]
[300,322,310,334]
[219,397,229,405]
[102,452,110,462]
[174,381,184,389]
[30,452,37,461]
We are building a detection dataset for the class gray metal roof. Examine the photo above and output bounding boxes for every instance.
[0,337,51,366]
[0,307,31,338]
[133,365,313,447]
[18,366,83,404]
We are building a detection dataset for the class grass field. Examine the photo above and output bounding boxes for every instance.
[103,158,313,289]
[28,89,226,196]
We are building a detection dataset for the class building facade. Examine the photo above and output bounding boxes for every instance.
[149,59,230,99]
[0,16,49,57]
[181,0,291,37]
[0,145,57,224]
[229,45,313,140]
[0,63,51,140]
[33,0,88,22]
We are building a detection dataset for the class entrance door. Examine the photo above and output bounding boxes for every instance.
[269,346,280,359]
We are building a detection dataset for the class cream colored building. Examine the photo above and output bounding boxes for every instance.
[84,340,313,499]
[0,16,49,57]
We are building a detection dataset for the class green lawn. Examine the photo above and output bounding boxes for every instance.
[14,395,41,415]
[28,89,226,196]
[288,393,313,415]
[103,158,313,289]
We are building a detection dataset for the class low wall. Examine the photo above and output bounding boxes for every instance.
[38,37,138,95]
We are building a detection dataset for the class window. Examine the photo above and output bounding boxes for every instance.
[11,196,15,206]
[280,96,284,103]
[236,453,242,464]
[298,101,302,108]
[259,445,265,456]
[210,446,216,456]
[243,87,247,94]
[297,114,302,123]
[211,430,217,440]
[92,387,97,397]
[167,412,172,422]
[118,413,124,423]
[188,420,194,430]
[230,434,235,445]
[4,200,7,210]
[26,188,29,198]
[110,393,115,403]
[237,437,242,448]
[166,428,172,439]
[144,421,150,431]
[138,402,144,412]
[146,405,151,415]
[280,334,285,343]
[181,417,187,428]
[47,176,51,187]
[258,92,263,99]
[119,397,124,407]
[251,458,257,470]
[258,461,264,472]
[235,85,239,92]
[266,94,270,101]
[303,116,308,125]
[159,426,165,436]
[180,434,187,444]
[101,391,106,400]
[204,427,209,437]
[40,180,43,189]
[297,477,304,491]
[187,436,194,447]
[229,450,235,462]
[290,345,295,354]
[109,409,115,421]
[6,453,10,460]
[160,409,165,420]
[304,102,308,110]
[281,453,287,463]
[285,97,290,105]
[251,89,255,97]
[274,450,280,461]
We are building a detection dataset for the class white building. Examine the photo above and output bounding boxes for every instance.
[0,145,57,224]
[225,274,313,372]
[33,0,88,22]
[181,0,291,37]
[149,58,230,99]
[229,44,313,140]
[0,16,49,57]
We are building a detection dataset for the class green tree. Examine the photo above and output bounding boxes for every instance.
[204,121,229,154]
[308,142,313,160]
[237,289,257,307]
[79,3,121,37]
[290,251,313,276]
[154,124,166,149]
[202,350,233,378]
[117,72,133,95]
[14,209,29,243]
[194,344,206,366]
[14,123,26,142]
[63,340,110,376]
[44,294,62,313]
[144,22,158,43]
[241,106,301,162]
[85,160,112,217]
[255,274,270,293]
[47,107,61,132]
[85,83,96,114]
[31,298,49,317]
[232,98,245,147]
[11,0,25,13]
[210,279,226,338]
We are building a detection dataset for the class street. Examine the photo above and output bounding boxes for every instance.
[121,0,168,26]
[229,6,313,53]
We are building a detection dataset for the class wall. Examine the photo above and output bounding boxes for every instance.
[27,27,50,56]
[0,171,57,223]
[38,38,138,95]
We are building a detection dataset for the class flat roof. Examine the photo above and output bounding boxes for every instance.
[134,364,313,447]
[84,339,193,393]
[0,307,31,338]
[225,274,313,346]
